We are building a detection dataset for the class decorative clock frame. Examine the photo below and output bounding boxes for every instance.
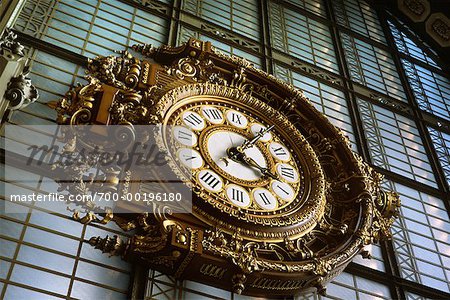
[53,39,400,296]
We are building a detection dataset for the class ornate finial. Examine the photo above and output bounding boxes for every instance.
[0,28,24,56]
[132,43,156,57]
[88,235,126,257]
[232,273,247,294]
[5,66,39,110]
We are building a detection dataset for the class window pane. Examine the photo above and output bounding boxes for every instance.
[9,265,70,295]
[428,128,450,186]
[296,272,391,300]
[70,280,128,300]
[352,243,385,272]
[269,2,339,73]
[16,245,75,274]
[341,35,407,102]
[333,0,387,44]
[285,0,327,17]
[273,64,357,150]
[385,181,450,292]
[14,0,169,58]
[178,26,262,68]
[181,0,260,40]
[357,99,437,187]
[402,61,450,121]
[3,285,63,300]
[389,20,439,68]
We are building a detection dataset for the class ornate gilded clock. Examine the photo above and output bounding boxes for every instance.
[158,86,324,243]
[53,39,400,296]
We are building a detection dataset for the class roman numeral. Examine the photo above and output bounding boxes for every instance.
[259,192,271,205]
[182,154,196,161]
[177,129,192,141]
[272,146,287,156]
[280,166,295,180]
[200,172,220,189]
[275,184,289,195]
[231,188,244,203]
[203,108,222,120]
[184,113,203,127]
[231,113,243,124]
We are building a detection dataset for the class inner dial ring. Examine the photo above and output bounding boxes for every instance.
[199,125,274,187]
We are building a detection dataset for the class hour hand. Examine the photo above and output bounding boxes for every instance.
[242,156,278,179]
[227,147,277,179]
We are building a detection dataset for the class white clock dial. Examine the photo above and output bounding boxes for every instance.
[198,169,223,193]
[276,163,299,183]
[182,111,206,131]
[250,123,272,142]
[253,188,277,210]
[173,126,197,146]
[177,148,203,169]
[271,180,295,202]
[226,184,251,208]
[226,110,248,128]
[201,106,224,124]
[269,142,291,161]
[206,130,267,181]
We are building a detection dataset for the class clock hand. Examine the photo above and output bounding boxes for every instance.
[219,132,236,166]
[227,147,277,179]
[238,125,275,152]
[243,155,278,179]
[227,132,235,147]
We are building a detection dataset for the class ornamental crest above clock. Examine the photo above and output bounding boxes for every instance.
[54,39,400,296]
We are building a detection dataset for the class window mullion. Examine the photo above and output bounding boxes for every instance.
[260,0,273,74]
[323,0,371,162]
[377,8,450,196]
[168,0,181,46]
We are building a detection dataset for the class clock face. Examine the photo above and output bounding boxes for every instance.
[159,93,325,241]
[166,100,302,213]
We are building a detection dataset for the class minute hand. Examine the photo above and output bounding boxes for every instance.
[242,155,278,179]
[239,124,275,151]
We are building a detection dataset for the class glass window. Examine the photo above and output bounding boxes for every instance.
[428,128,450,186]
[352,243,385,272]
[285,0,327,17]
[405,291,436,300]
[178,25,262,68]
[70,280,129,299]
[16,245,75,274]
[3,0,450,299]
[9,265,70,295]
[357,99,437,187]
[14,0,169,58]
[384,181,450,292]
[297,273,391,299]
[181,0,260,41]
[273,64,357,150]
[402,61,450,121]
[3,285,63,300]
[389,21,439,68]
[341,35,407,102]
[332,0,387,44]
[269,1,339,73]
[0,50,134,299]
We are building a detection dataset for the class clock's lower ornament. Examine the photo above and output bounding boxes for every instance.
[84,179,399,296]
[51,39,400,297]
